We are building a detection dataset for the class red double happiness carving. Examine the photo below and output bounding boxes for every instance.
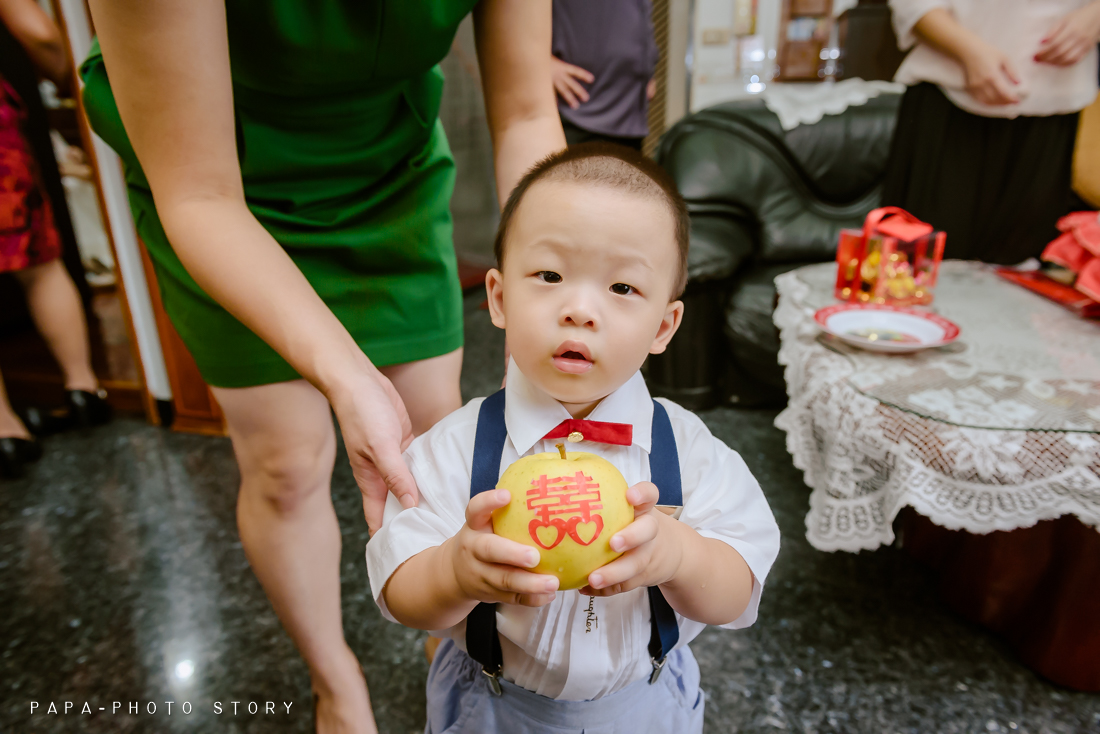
[526,472,604,549]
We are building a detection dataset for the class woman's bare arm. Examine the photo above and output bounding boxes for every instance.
[87,0,418,528]
[0,0,68,86]
[474,0,566,207]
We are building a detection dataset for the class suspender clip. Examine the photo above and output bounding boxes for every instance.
[649,655,667,684]
[481,667,503,696]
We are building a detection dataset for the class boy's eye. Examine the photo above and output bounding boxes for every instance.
[610,283,635,296]
[536,271,562,283]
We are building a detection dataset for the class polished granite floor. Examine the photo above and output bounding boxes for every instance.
[2,293,1099,734]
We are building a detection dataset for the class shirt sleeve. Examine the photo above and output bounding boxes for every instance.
[365,402,481,623]
[663,400,781,631]
[889,0,950,51]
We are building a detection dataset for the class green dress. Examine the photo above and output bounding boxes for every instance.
[80,0,477,387]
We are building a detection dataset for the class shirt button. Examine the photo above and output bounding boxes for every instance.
[567,431,584,443]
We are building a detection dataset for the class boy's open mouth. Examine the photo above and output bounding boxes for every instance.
[552,341,594,374]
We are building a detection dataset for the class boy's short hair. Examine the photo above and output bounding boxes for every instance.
[493,143,690,298]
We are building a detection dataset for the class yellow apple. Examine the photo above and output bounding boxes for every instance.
[492,445,632,590]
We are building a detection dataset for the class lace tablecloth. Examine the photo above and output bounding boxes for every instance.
[774,261,1100,552]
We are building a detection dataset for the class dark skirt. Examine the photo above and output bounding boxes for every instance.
[881,82,1080,265]
[561,117,643,151]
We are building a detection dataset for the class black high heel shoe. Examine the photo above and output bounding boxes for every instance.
[66,388,112,429]
[18,406,64,436]
[0,436,43,479]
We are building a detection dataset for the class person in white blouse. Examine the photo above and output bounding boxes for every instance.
[883,0,1100,264]
[366,144,780,733]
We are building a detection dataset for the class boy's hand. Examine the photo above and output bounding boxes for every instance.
[444,489,560,607]
[580,482,684,597]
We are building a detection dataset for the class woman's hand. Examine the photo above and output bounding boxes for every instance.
[328,368,418,534]
[0,0,69,87]
[581,482,683,597]
[912,8,1020,106]
[1035,1,1100,67]
[445,489,560,606]
[551,56,594,109]
[960,39,1022,106]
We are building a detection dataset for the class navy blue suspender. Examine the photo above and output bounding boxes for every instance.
[465,389,681,695]
[466,389,509,694]
[645,398,683,684]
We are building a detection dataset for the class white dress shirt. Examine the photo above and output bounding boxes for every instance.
[366,361,781,701]
[890,0,1099,117]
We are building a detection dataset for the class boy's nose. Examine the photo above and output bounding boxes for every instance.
[561,302,597,329]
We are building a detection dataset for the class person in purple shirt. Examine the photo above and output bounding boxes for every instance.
[551,0,659,151]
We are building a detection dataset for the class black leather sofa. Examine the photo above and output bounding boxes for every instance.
[646,93,901,409]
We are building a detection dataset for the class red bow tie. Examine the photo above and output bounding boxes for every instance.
[543,419,633,446]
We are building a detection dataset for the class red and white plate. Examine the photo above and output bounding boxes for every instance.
[813,303,961,354]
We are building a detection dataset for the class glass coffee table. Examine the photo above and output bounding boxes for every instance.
[773,261,1100,690]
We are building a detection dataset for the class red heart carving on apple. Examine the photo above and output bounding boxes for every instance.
[566,515,604,546]
[529,518,566,549]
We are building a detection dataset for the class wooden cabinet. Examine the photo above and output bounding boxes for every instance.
[775,0,834,81]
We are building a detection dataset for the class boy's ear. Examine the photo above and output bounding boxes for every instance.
[649,299,684,355]
[486,268,506,329]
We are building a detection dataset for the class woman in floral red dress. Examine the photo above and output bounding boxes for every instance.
[0,0,109,479]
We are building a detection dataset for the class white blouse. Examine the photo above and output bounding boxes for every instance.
[366,362,781,701]
[890,0,1099,117]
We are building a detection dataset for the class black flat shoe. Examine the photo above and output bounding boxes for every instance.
[0,437,43,479]
[66,388,112,429]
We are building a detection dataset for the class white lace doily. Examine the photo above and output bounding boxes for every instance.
[774,261,1100,552]
[762,79,906,131]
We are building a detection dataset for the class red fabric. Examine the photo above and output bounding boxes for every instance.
[1040,211,1100,307]
[1077,258,1100,302]
[0,77,61,273]
[1041,232,1093,272]
[543,419,633,446]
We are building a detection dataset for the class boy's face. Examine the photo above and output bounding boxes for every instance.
[486,180,684,413]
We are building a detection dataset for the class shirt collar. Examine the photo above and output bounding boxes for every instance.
[503,359,654,456]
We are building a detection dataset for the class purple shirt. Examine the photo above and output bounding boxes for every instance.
[552,0,659,139]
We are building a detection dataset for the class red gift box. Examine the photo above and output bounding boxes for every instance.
[835,207,946,305]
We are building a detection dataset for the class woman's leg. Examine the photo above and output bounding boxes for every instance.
[12,259,98,392]
[0,371,32,439]
[378,347,464,436]
[379,346,463,667]
[211,379,374,734]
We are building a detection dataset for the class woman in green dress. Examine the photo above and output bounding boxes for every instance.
[82,1,566,731]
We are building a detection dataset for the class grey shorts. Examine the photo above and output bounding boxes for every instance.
[424,638,705,734]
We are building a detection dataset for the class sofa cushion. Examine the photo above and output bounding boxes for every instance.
[722,262,814,404]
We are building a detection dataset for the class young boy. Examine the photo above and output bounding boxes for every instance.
[366,144,780,733]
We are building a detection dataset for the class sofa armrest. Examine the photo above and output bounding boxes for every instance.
[687,214,756,283]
